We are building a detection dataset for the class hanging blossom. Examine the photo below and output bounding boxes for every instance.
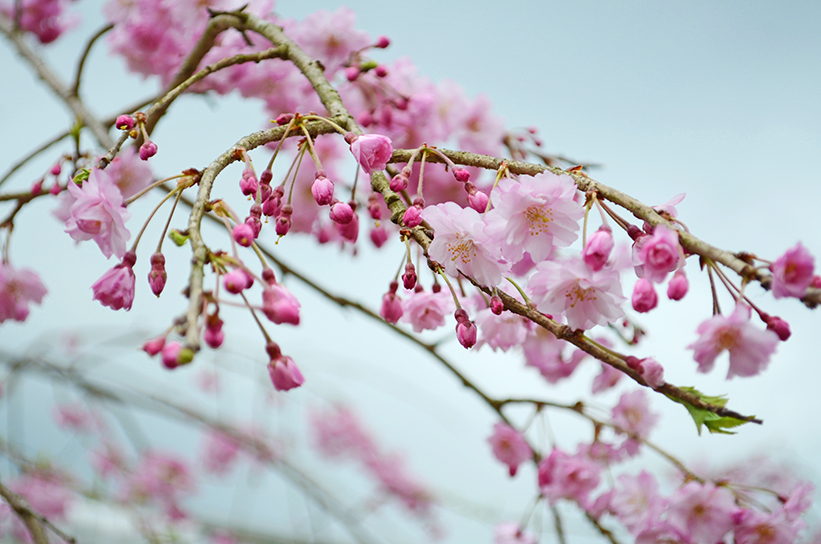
[64,168,131,259]
[632,224,684,283]
[688,303,779,379]
[401,288,453,333]
[770,242,815,299]
[0,262,47,323]
[523,327,586,383]
[487,422,532,477]
[484,172,584,263]
[474,306,532,351]
[527,258,626,331]
[422,202,507,287]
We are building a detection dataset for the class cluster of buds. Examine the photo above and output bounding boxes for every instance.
[116,112,157,161]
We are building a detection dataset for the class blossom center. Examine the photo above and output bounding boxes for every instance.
[565,281,597,308]
[715,326,739,351]
[525,204,554,236]
[446,236,475,265]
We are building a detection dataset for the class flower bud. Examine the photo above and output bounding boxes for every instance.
[370,226,388,248]
[631,278,658,313]
[390,173,409,192]
[142,336,166,356]
[490,295,504,315]
[275,113,293,125]
[380,286,403,324]
[374,65,388,78]
[453,167,470,183]
[116,115,135,131]
[402,205,422,228]
[232,223,255,247]
[375,35,390,49]
[275,204,293,236]
[148,252,167,297]
[402,262,417,290]
[223,268,253,294]
[666,270,689,301]
[204,314,224,349]
[582,227,613,272]
[139,140,157,161]
[345,66,360,81]
[239,169,258,197]
[311,174,335,206]
[329,200,354,224]
[764,314,791,341]
[466,189,489,213]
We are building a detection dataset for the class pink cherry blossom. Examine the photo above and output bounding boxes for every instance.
[349,134,393,174]
[267,343,304,392]
[637,357,665,389]
[401,289,453,332]
[610,390,658,438]
[734,508,805,544]
[9,473,71,519]
[592,362,623,393]
[380,282,403,324]
[261,284,301,325]
[666,482,736,543]
[104,147,154,199]
[64,168,131,259]
[475,307,532,351]
[123,450,195,506]
[423,201,507,286]
[201,430,242,475]
[528,258,626,331]
[538,448,602,508]
[631,277,658,313]
[487,422,532,476]
[91,251,136,311]
[607,471,666,534]
[484,172,584,263]
[632,224,684,283]
[0,262,47,323]
[523,327,586,383]
[770,242,815,299]
[53,402,97,433]
[688,303,779,379]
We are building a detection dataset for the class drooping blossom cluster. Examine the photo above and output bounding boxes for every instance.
[0,262,47,323]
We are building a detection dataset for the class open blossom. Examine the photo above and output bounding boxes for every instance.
[201,429,242,475]
[91,251,136,311]
[538,448,602,508]
[64,168,131,259]
[770,242,815,299]
[422,202,506,287]
[0,262,47,323]
[632,224,684,283]
[103,147,154,199]
[484,172,584,263]
[523,327,586,383]
[488,422,532,476]
[527,258,626,331]
[349,134,393,174]
[611,390,658,438]
[607,471,666,534]
[401,289,453,332]
[688,303,779,379]
[666,482,736,543]
[124,450,195,505]
[475,307,531,351]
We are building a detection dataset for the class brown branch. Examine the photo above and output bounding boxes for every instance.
[389,147,821,309]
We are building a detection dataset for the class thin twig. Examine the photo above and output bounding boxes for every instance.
[0,479,76,544]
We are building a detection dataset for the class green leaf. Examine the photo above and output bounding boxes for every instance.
[72,168,90,185]
[666,386,753,436]
[168,229,189,247]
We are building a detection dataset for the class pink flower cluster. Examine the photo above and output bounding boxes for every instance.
[0,262,47,323]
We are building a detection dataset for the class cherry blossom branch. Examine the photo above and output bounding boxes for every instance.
[70,23,113,97]
[0,12,114,149]
[0,478,76,544]
[389,147,821,309]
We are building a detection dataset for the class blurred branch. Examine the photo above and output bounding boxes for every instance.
[0,478,76,544]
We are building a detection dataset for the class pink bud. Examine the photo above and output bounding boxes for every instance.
[148,252,167,297]
[374,65,388,78]
[467,190,489,213]
[349,134,393,174]
[311,175,335,206]
[765,315,791,341]
[380,287,403,324]
[452,167,470,183]
[402,262,417,290]
[402,206,422,228]
[50,163,61,176]
[262,285,301,325]
[345,66,360,81]
[267,345,304,391]
[357,110,374,127]
[390,173,409,192]
[223,268,252,294]
[329,201,354,224]
[631,278,658,313]
[50,183,62,195]
[667,270,689,300]
[490,295,504,315]
[375,35,390,49]
[275,113,293,125]
[232,223,255,247]
[370,226,388,248]
[275,204,293,236]
[115,115,135,131]
[142,337,166,356]
[161,341,182,369]
[582,227,614,271]
[638,357,665,388]
[259,169,273,185]
[456,319,477,349]
[262,267,275,284]
[139,140,157,161]
[239,169,258,196]
[31,179,43,195]
[204,315,224,349]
